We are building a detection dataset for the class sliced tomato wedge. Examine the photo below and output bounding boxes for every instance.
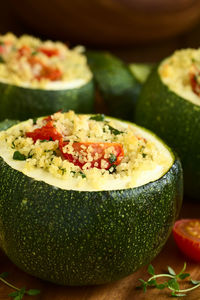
[26,120,63,144]
[39,47,59,57]
[173,219,200,262]
[60,141,124,170]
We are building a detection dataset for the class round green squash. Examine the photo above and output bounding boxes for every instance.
[0,117,183,285]
[86,51,141,120]
[0,79,95,121]
[135,53,200,200]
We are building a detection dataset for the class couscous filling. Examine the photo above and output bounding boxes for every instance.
[0,111,173,191]
[159,48,200,106]
[0,33,92,89]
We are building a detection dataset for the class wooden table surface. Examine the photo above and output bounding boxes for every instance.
[0,200,199,300]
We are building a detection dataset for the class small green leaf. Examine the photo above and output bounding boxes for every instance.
[32,118,38,125]
[168,278,179,291]
[109,153,117,164]
[31,51,38,56]
[0,272,9,278]
[8,291,19,297]
[78,171,86,179]
[138,279,147,292]
[147,264,155,275]
[156,283,166,290]
[168,266,176,276]
[107,125,124,136]
[13,151,27,161]
[147,279,156,286]
[26,289,40,295]
[90,114,105,122]
[191,279,200,285]
[178,273,190,280]
[0,56,4,63]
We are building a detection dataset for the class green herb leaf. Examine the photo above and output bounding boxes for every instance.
[138,279,147,292]
[0,56,4,63]
[79,171,86,178]
[0,272,9,279]
[156,283,166,290]
[148,264,155,276]
[33,118,38,125]
[13,151,27,161]
[40,139,48,143]
[89,114,105,121]
[31,51,38,56]
[26,289,40,296]
[168,278,180,291]
[178,273,190,280]
[107,125,124,136]
[109,153,116,164]
[168,266,176,276]
[147,279,156,286]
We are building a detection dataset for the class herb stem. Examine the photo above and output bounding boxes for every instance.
[168,282,200,293]
[0,277,20,292]
[148,274,175,281]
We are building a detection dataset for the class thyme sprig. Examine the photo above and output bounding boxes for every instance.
[138,263,200,297]
[0,272,40,300]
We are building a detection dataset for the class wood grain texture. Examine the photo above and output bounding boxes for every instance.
[7,0,200,46]
[0,201,199,300]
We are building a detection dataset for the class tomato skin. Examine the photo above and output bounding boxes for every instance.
[61,141,124,170]
[26,121,63,144]
[173,219,200,262]
[39,47,59,57]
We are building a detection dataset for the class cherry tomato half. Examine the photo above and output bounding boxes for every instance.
[173,219,200,262]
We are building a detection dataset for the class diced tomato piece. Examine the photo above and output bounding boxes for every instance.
[60,142,124,170]
[39,47,59,57]
[18,45,31,57]
[173,219,200,262]
[26,120,63,144]
[28,56,62,81]
[40,66,62,81]
[0,45,4,54]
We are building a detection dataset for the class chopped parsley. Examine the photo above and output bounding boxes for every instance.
[89,114,105,122]
[105,124,124,136]
[79,171,86,178]
[32,118,38,125]
[109,153,117,164]
[31,51,38,56]
[59,167,66,175]
[0,56,4,63]
[13,151,27,161]
[71,170,86,178]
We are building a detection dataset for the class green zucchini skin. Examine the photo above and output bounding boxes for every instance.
[135,67,200,199]
[0,155,182,285]
[86,51,141,121]
[0,80,95,121]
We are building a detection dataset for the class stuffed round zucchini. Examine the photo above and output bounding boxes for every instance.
[0,33,94,120]
[135,48,200,199]
[0,111,182,285]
